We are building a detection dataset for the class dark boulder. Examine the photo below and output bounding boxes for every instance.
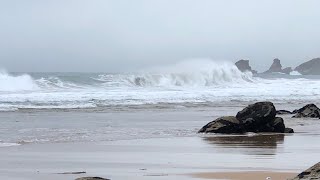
[235,60,257,74]
[75,177,110,180]
[199,102,292,134]
[198,116,245,134]
[236,101,276,126]
[266,117,286,133]
[292,104,320,118]
[295,58,320,75]
[289,162,320,180]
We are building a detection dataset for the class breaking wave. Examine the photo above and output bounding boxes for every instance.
[0,60,253,92]
[0,70,39,92]
[1,59,319,111]
[98,60,254,87]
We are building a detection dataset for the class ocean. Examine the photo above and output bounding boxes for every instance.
[1,60,319,112]
[1,60,320,149]
[1,60,320,180]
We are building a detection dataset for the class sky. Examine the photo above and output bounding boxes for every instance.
[0,0,320,72]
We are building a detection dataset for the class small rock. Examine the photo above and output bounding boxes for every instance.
[288,162,320,179]
[75,177,110,180]
[58,172,86,175]
[292,104,320,118]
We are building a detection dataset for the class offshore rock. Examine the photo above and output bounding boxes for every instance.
[235,60,257,74]
[295,58,320,75]
[264,58,292,74]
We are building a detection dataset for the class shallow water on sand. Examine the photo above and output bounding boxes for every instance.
[0,104,319,179]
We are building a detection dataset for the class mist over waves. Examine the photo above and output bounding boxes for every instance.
[0,59,319,111]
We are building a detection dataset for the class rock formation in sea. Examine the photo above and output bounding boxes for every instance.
[295,58,320,75]
[235,60,257,74]
[289,162,320,180]
[198,102,294,134]
[264,58,292,74]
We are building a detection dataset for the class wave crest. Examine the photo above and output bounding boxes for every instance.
[0,71,39,92]
[124,60,253,87]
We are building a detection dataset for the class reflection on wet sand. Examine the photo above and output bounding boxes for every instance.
[202,134,285,156]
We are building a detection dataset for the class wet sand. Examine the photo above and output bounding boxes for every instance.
[0,134,318,180]
[193,171,297,180]
[0,105,319,179]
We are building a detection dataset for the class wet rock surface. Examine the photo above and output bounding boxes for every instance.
[198,116,245,134]
[292,104,320,118]
[199,102,293,134]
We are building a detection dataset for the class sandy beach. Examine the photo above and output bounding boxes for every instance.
[0,103,319,180]
[0,105,319,180]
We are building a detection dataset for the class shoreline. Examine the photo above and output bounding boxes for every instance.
[191,171,298,180]
[0,136,316,180]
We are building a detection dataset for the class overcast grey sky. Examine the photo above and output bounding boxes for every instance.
[0,0,320,72]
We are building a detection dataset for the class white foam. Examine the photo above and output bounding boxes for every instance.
[0,61,320,111]
[123,59,254,87]
[0,71,39,92]
[0,142,20,147]
[290,71,302,76]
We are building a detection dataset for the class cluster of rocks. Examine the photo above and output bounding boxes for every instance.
[235,58,320,75]
[198,102,294,134]
[277,104,320,118]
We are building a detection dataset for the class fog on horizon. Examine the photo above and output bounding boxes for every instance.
[0,0,320,73]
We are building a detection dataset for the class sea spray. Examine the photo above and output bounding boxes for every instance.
[0,60,320,111]
[98,59,254,87]
[0,70,39,92]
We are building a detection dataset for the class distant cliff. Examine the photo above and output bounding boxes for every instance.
[295,58,320,75]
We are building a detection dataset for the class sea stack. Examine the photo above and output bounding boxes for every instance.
[295,58,320,75]
[235,60,257,74]
[264,58,292,74]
